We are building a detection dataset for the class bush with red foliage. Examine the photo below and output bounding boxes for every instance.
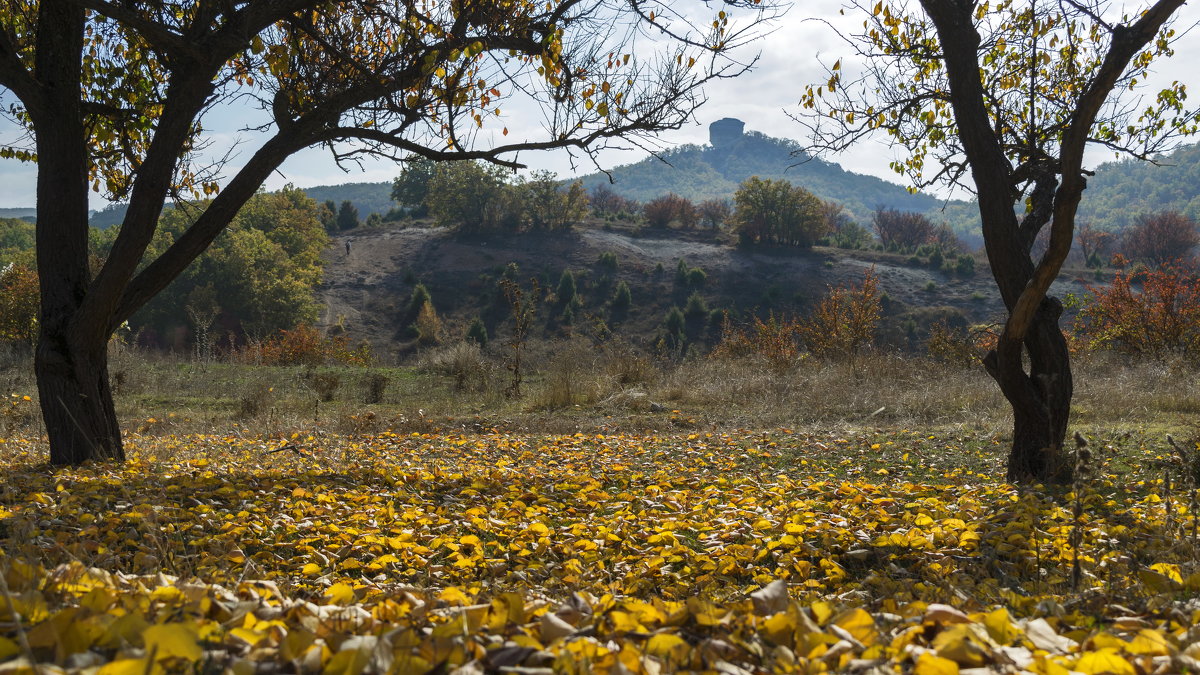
[1075,266,1200,356]
[240,324,372,366]
[1076,222,1113,268]
[643,193,698,228]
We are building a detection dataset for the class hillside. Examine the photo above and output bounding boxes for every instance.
[574,119,975,226]
[303,181,395,218]
[68,138,1200,239]
[1077,142,1200,230]
[0,207,34,221]
[317,221,1097,360]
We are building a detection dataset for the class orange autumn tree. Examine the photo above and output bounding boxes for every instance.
[0,0,777,465]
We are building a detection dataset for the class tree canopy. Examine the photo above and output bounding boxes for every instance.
[732,176,827,247]
[92,186,329,344]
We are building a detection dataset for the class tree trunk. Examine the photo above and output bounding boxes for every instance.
[36,332,124,464]
[32,1,124,465]
[987,298,1073,483]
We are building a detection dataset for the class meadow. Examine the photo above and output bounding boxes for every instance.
[3,347,1200,673]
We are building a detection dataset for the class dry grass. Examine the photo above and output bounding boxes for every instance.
[1,342,1199,447]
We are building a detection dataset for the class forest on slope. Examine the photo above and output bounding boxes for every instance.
[1077,142,1200,230]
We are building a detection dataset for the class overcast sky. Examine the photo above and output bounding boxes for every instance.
[2,3,1199,210]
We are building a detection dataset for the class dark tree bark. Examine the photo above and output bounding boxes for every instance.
[32,2,124,463]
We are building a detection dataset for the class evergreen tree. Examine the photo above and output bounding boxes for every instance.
[337,200,360,231]
[556,270,578,308]
[466,317,489,348]
[612,281,632,311]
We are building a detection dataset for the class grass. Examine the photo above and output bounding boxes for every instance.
[4,342,1200,445]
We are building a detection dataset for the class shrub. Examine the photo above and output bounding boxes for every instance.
[612,281,632,312]
[414,301,443,346]
[795,270,881,359]
[1077,222,1113,267]
[663,307,686,351]
[0,263,38,343]
[683,292,709,320]
[643,193,696,228]
[466,317,488,348]
[685,267,707,288]
[1120,210,1200,268]
[418,341,494,391]
[407,284,432,322]
[872,208,935,252]
[303,368,342,402]
[711,313,801,372]
[362,372,390,404]
[955,255,976,277]
[249,324,372,366]
[556,270,578,308]
[1075,266,1200,356]
[926,320,980,367]
[597,251,618,273]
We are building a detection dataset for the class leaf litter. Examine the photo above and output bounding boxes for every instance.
[2,428,1200,673]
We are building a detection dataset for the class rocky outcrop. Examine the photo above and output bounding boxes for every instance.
[709,118,745,150]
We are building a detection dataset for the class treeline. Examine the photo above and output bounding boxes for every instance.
[392,158,588,233]
[0,187,328,351]
[588,174,975,264]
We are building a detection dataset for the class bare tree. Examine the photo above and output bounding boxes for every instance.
[1121,210,1200,267]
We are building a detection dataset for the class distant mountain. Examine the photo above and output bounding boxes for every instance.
[1077,143,1200,231]
[86,182,398,230]
[0,207,35,221]
[303,182,394,218]
[575,119,974,226]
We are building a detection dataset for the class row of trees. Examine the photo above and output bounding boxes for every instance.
[392,159,589,233]
[0,188,329,351]
[606,173,1200,268]
[1076,211,1200,269]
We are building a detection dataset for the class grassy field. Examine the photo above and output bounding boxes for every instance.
[3,348,1200,672]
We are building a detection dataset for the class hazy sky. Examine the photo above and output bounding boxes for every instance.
[1,3,1198,210]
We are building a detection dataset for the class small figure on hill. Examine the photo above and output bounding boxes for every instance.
[345,240,351,256]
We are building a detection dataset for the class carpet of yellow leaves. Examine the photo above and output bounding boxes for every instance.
[2,429,1200,673]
